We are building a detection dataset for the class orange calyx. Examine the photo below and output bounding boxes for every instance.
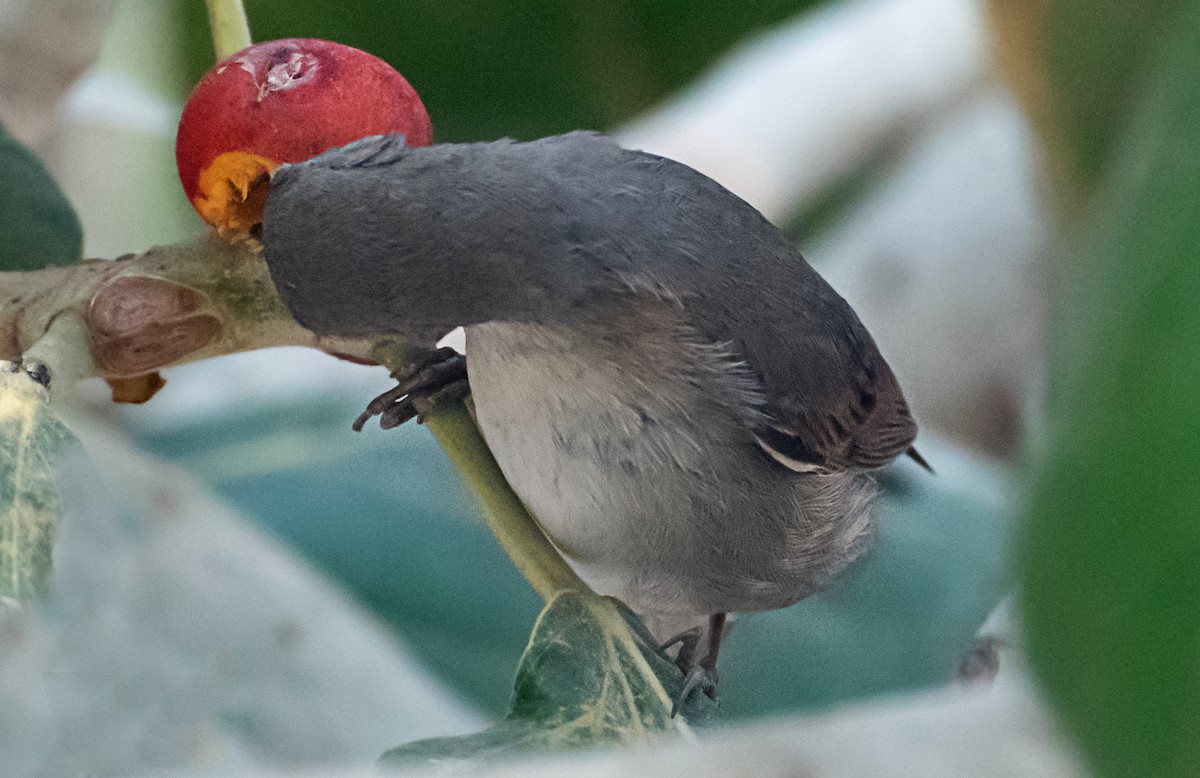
[193,150,278,234]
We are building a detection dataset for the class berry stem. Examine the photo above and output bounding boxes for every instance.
[205,0,252,60]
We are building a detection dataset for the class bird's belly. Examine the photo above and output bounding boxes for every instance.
[464,321,877,623]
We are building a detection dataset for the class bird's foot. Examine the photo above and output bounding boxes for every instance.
[660,613,726,717]
[675,663,719,716]
[352,347,468,431]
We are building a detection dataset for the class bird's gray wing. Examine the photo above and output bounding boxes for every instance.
[592,144,919,473]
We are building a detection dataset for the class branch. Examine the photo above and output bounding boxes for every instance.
[0,232,370,378]
[423,405,589,600]
[0,232,584,604]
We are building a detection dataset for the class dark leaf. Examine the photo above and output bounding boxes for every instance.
[0,122,83,271]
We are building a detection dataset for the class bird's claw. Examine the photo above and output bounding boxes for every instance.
[660,625,704,670]
[671,664,719,718]
[353,347,468,431]
[661,615,726,717]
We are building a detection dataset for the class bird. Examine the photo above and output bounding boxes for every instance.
[259,130,921,702]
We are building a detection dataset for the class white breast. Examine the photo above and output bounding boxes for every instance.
[463,308,877,625]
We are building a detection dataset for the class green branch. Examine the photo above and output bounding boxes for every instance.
[424,403,590,602]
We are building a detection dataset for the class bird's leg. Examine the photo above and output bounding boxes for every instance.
[353,346,469,431]
[664,612,727,716]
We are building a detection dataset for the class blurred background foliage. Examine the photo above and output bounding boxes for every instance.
[1014,1,1200,776]
[132,390,1011,718]
[175,0,822,142]
[1007,0,1188,200]
[0,122,81,270]
[14,0,1200,772]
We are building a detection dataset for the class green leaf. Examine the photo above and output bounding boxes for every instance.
[379,591,715,770]
[1022,3,1200,776]
[0,365,79,600]
[0,122,84,271]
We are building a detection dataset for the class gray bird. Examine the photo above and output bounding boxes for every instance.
[260,131,920,699]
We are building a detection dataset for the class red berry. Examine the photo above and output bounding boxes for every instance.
[176,38,431,233]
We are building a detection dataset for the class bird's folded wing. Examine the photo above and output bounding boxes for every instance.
[751,352,918,473]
